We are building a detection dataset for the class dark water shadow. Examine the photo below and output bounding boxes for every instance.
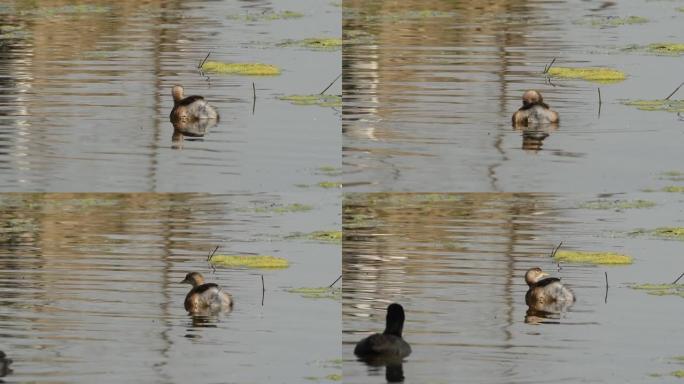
[357,356,406,383]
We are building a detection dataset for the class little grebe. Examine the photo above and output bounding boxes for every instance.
[524,267,575,306]
[180,272,233,314]
[170,86,219,123]
[512,90,559,126]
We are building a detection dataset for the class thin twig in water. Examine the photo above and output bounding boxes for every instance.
[672,272,684,285]
[252,82,256,115]
[665,81,684,101]
[207,245,219,261]
[543,57,557,74]
[604,271,609,304]
[550,241,563,258]
[198,51,212,69]
[605,271,609,288]
[320,73,341,95]
[328,274,342,288]
[598,88,602,117]
[261,275,265,306]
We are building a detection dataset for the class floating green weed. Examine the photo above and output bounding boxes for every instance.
[662,186,684,192]
[210,255,289,269]
[201,61,281,76]
[631,283,684,298]
[227,10,304,21]
[579,199,655,210]
[554,250,633,265]
[318,166,341,176]
[547,67,626,83]
[21,4,110,16]
[287,286,341,300]
[583,16,648,27]
[653,227,684,239]
[251,203,313,214]
[673,370,684,378]
[647,43,684,55]
[623,99,684,113]
[308,231,342,242]
[279,94,341,107]
[279,38,342,50]
[660,171,684,182]
[318,181,342,189]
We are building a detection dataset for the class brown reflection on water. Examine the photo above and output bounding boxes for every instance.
[0,192,341,383]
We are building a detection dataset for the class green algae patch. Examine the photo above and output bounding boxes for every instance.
[647,43,684,55]
[286,230,341,243]
[660,171,684,182]
[630,283,683,297]
[21,4,110,17]
[318,166,342,176]
[210,255,289,269]
[662,186,684,192]
[554,250,633,265]
[250,203,314,214]
[307,230,342,242]
[201,61,280,76]
[653,227,684,239]
[279,94,341,107]
[623,99,684,113]
[227,10,303,21]
[280,38,342,50]
[547,67,626,84]
[673,370,684,378]
[579,199,655,210]
[318,181,342,189]
[326,374,342,381]
[287,286,341,300]
[583,16,648,27]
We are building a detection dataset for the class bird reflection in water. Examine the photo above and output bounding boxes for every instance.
[524,267,575,324]
[171,118,219,149]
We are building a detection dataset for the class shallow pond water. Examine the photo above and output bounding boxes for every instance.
[0,0,340,192]
[343,0,684,192]
[343,193,683,383]
[0,192,340,383]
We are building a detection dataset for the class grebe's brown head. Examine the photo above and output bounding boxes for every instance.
[522,90,543,107]
[172,85,185,103]
[525,267,550,286]
[180,272,205,287]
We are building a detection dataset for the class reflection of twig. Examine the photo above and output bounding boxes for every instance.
[544,75,557,87]
[261,275,265,306]
[320,73,341,95]
[252,82,256,115]
[550,241,563,258]
[664,81,684,101]
[672,271,684,284]
[198,51,212,69]
[328,274,342,288]
[543,57,556,74]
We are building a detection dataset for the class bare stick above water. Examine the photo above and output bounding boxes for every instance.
[198,51,212,69]
[328,274,342,288]
[550,241,563,258]
[672,271,684,285]
[665,81,684,101]
[207,245,219,261]
[604,271,609,304]
[252,82,256,114]
[543,57,557,74]
[320,73,341,95]
[598,88,602,117]
[261,275,265,306]
[605,271,609,288]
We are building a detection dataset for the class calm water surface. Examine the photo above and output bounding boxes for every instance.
[0,0,340,192]
[343,0,684,191]
[343,193,683,383]
[0,192,341,383]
